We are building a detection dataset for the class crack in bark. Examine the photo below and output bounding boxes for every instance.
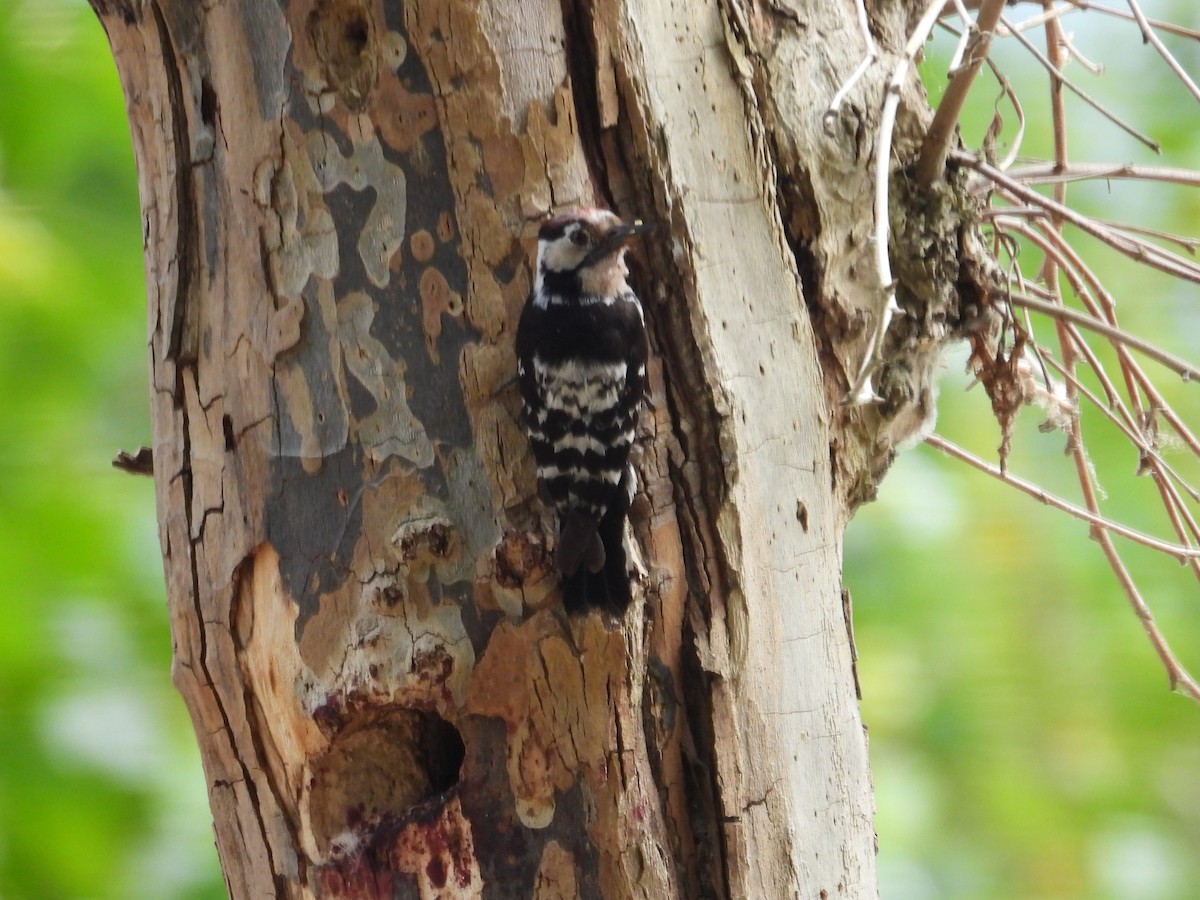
[558,0,612,206]
[150,2,200,365]
[232,554,309,886]
[145,1,285,887]
[180,368,281,887]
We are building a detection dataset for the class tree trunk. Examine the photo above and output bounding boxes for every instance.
[92,0,957,896]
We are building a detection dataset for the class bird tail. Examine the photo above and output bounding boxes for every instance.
[556,507,632,613]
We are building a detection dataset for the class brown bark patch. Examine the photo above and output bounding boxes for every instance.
[420,266,464,363]
[533,840,580,900]
[489,529,557,614]
[410,229,436,262]
[466,613,622,829]
[372,71,439,154]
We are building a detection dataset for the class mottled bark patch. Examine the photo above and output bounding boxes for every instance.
[317,795,482,898]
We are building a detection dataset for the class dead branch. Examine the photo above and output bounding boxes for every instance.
[933,20,1028,169]
[1008,288,1200,381]
[1128,0,1198,101]
[938,0,1200,702]
[926,432,1200,702]
[1004,162,1200,188]
[824,0,878,124]
[1061,0,1200,41]
[918,0,1008,186]
[954,150,1200,283]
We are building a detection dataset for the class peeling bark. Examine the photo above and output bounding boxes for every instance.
[93,0,980,896]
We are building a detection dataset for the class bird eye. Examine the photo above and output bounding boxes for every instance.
[569,228,591,248]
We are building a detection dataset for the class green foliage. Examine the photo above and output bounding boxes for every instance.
[0,2,223,897]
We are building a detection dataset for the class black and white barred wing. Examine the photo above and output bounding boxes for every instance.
[515,303,646,557]
[527,359,640,508]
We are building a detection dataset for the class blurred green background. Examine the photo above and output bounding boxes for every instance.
[0,1,1196,898]
[0,1,224,899]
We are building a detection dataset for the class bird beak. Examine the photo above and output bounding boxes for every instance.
[585,219,654,265]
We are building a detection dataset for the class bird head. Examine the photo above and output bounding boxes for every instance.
[534,208,651,297]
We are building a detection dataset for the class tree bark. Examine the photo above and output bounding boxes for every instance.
[92,0,964,896]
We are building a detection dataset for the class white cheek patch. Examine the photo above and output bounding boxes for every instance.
[538,238,587,275]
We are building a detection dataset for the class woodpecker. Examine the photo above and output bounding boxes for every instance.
[516,208,651,612]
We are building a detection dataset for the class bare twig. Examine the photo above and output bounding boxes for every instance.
[918,0,1008,186]
[1016,231,1200,499]
[1010,214,1200,482]
[1004,215,1159,464]
[938,407,1200,702]
[1044,9,1070,200]
[1094,525,1200,701]
[1153,475,1200,585]
[999,12,1162,152]
[1005,161,1200,188]
[1040,354,1200,506]
[1093,220,1199,255]
[1124,0,1200,104]
[1062,0,1200,41]
[996,3,1076,35]
[1127,367,1200,461]
[1040,351,1200,592]
[949,0,973,24]
[947,0,976,71]
[1001,5,1104,74]
[924,434,1200,562]
[955,150,1200,283]
[947,0,1200,702]
[993,217,1138,411]
[1062,31,1105,75]
[991,67,1028,171]
[1033,15,1192,699]
[1006,290,1200,382]
[994,217,1200,385]
[934,20,1028,169]
[982,206,1049,219]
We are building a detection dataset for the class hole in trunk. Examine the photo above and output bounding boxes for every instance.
[308,707,465,856]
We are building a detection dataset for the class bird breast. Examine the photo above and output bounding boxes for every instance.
[533,359,626,415]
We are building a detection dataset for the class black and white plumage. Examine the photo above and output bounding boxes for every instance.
[516,208,650,612]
